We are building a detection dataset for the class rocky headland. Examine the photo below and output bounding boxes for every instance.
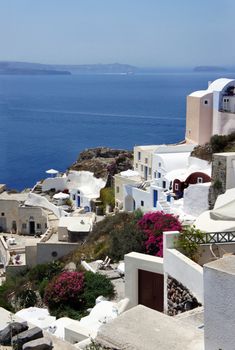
[70,147,133,181]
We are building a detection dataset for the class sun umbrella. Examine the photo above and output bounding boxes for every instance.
[46,168,58,174]
[53,192,70,200]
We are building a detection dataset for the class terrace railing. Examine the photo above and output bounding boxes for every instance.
[185,231,235,245]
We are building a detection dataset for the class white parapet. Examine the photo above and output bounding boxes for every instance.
[163,231,203,305]
[204,256,235,350]
[124,252,163,309]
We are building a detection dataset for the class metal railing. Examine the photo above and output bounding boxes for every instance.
[186,231,235,245]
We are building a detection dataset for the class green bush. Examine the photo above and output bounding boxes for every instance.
[28,260,64,286]
[176,226,205,262]
[100,187,115,209]
[82,271,115,308]
[88,211,144,261]
[17,289,37,308]
[0,275,29,312]
[109,220,145,261]
[50,305,84,320]
[38,278,49,298]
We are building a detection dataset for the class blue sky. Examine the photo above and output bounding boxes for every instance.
[0,0,234,67]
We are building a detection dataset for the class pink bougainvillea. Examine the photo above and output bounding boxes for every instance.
[138,211,182,257]
[44,271,84,307]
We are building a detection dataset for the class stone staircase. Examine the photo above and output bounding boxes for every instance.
[158,199,171,214]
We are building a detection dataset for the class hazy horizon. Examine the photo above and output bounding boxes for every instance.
[1,0,234,67]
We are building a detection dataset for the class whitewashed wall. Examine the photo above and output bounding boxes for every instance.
[25,193,67,218]
[204,256,235,350]
[163,232,203,305]
[125,252,163,309]
[42,177,67,192]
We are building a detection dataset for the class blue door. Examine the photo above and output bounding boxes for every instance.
[77,196,80,207]
[167,195,171,202]
[153,190,158,207]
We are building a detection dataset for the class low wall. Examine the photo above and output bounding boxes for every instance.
[163,232,203,306]
[25,245,37,267]
[42,177,67,192]
[124,252,163,309]
[6,264,27,278]
[25,193,67,218]
[36,242,80,265]
[0,237,10,266]
[198,242,235,265]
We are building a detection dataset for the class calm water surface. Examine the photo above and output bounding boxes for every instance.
[0,72,234,189]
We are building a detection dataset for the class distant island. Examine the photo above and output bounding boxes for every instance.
[0,61,137,75]
[194,66,227,72]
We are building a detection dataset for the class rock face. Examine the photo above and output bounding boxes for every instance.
[22,338,53,350]
[70,147,133,181]
[0,322,28,345]
[12,327,43,350]
[167,276,201,316]
[208,153,227,209]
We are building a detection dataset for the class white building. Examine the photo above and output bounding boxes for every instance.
[41,170,105,211]
[133,145,159,180]
[119,143,212,218]
[186,78,235,145]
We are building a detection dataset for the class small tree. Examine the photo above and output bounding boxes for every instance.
[138,211,182,257]
[176,225,205,262]
[44,271,84,310]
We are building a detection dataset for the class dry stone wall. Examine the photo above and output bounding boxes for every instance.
[167,276,201,316]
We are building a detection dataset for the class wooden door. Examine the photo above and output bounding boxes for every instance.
[138,269,164,312]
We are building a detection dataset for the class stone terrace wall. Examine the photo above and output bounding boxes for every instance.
[167,276,201,316]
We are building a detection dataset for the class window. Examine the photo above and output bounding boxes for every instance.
[175,183,179,191]
[141,200,144,207]
[1,212,4,216]
[162,181,166,189]
[51,251,58,258]
[145,158,148,164]
[158,162,161,167]
[45,223,47,229]
[138,152,141,161]
[149,167,152,175]
[77,190,80,194]
[141,165,143,171]
[197,177,203,183]
[22,223,27,229]
[37,223,41,229]
[169,181,172,190]
[158,172,161,178]
[116,186,120,193]
[204,100,208,105]
[72,194,76,200]
[135,163,138,169]
[154,172,157,179]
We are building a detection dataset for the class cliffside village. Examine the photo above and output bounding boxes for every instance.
[1,78,235,350]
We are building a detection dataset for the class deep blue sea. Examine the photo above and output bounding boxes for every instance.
[0,72,235,190]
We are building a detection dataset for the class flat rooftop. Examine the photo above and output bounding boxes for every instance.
[0,191,29,202]
[97,305,204,350]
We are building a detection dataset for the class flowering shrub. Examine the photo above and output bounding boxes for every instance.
[138,211,182,257]
[44,271,84,308]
